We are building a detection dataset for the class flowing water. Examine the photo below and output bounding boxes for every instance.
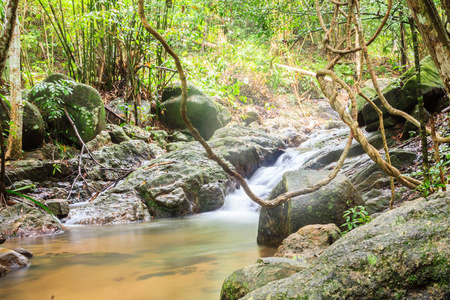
[0,148,315,300]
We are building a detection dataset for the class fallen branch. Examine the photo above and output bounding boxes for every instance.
[275,63,332,82]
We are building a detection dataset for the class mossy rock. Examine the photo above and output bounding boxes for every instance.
[361,56,445,131]
[257,170,364,247]
[160,82,231,140]
[28,73,106,145]
[355,87,377,126]
[0,99,45,150]
[241,192,450,299]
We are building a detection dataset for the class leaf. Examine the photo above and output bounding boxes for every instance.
[7,190,55,217]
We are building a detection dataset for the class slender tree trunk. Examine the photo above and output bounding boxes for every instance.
[0,0,20,79]
[410,16,430,189]
[406,0,450,95]
[6,16,22,160]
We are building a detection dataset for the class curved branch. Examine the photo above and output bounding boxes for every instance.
[138,0,353,208]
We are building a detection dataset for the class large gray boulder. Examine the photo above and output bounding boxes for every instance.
[257,170,364,247]
[360,56,446,131]
[221,257,308,300]
[160,82,232,140]
[240,192,450,299]
[28,73,106,144]
[67,126,284,224]
[0,99,45,150]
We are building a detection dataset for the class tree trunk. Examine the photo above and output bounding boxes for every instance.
[406,0,450,95]
[5,16,22,160]
[0,0,20,78]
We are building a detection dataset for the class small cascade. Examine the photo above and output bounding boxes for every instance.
[220,148,316,214]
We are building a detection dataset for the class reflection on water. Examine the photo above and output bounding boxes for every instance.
[0,148,313,300]
[1,216,274,300]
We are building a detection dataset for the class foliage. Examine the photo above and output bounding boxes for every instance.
[341,205,372,234]
[31,79,74,120]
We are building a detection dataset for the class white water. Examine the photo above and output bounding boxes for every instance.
[202,148,316,224]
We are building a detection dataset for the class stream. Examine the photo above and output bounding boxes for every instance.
[0,148,317,300]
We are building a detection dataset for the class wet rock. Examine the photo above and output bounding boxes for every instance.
[221,257,308,300]
[274,224,341,262]
[0,203,63,238]
[68,126,284,224]
[28,73,106,144]
[257,170,364,247]
[12,247,33,259]
[0,248,31,269]
[0,265,9,277]
[241,192,450,299]
[160,82,231,140]
[210,125,285,178]
[66,193,151,225]
[45,199,70,218]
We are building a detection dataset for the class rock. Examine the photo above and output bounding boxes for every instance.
[257,170,364,247]
[66,193,151,225]
[274,224,341,262]
[221,257,308,300]
[361,56,445,131]
[0,248,30,269]
[355,87,377,126]
[67,126,284,224]
[402,104,431,137]
[0,203,63,238]
[0,99,45,150]
[361,77,391,90]
[6,159,73,185]
[241,108,261,125]
[210,125,285,178]
[7,179,35,193]
[109,125,132,144]
[160,82,231,140]
[122,124,152,142]
[240,192,450,299]
[86,139,161,181]
[0,234,5,244]
[45,199,70,218]
[0,265,9,277]
[28,73,106,144]
[85,131,112,151]
[169,130,195,143]
[12,247,33,259]
[150,130,169,149]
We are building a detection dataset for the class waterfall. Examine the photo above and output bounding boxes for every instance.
[220,148,316,214]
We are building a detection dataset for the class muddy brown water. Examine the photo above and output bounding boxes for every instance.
[1,212,275,300]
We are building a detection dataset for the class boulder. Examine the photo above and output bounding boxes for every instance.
[361,56,446,131]
[240,192,450,299]
[257,170,364,247]
[6,159,73,185]
[0,248,30,269]
[28,73,106,144]
[160,82,231,140]
[12,247,33,259]
[44,199,70,218]
[274,224,341,261]
[86,139,162,181]
[0,99,45,150]
[0,203,63,238]
[67,126,284,224]
[221,257,308,300]
[241,108,261,125]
